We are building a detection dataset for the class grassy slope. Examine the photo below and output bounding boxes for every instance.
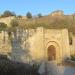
[17,14,75,34]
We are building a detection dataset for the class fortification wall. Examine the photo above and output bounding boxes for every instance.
[44,28,70,62]
[27,27,70,63]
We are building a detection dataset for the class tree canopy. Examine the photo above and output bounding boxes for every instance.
[37,13,42,18]
[1,10,16,17]
[26,12,32,19]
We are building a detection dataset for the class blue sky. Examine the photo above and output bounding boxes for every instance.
[0,0,75,16]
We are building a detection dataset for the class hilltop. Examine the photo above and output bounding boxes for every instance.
[0,10,75,34]
[17,11,75,34]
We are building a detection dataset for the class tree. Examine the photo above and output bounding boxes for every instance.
[0,22,7,43]
[26,12,32,19]
[10,19,19,27]
[10,19,19,38]
[1,10,16,17]
[37,13,42,18]
[17,15,22,19]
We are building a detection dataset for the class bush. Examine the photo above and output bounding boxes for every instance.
[71,55,75,61]
[26,12,32,19]
[0,55,40,75]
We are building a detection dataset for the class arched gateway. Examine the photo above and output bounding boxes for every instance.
[47,45,56,61]
[46,41,61,62]
[26,28,70,63]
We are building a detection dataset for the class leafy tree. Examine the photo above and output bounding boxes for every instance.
[37,13,42,18]
[26,12,32,19]
[10,19,19,27]
[0,22,7,43]
[1,10,16,17]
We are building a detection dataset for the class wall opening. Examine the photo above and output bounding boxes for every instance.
[47,45,56,61]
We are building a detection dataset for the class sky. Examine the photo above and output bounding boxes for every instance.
[0,0,75,16]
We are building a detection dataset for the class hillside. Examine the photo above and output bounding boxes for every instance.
[17,14,75,34]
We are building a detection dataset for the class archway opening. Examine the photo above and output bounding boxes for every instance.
[47,45,56,61]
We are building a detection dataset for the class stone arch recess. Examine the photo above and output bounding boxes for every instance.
[47,45,56,61]
[46,41,61,62]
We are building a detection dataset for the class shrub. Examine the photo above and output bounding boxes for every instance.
[71,55,75,61]
[0,55,40,75]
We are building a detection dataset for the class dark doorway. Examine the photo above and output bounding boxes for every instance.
[47,45,56,61]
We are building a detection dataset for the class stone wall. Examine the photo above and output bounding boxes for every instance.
[27,27,70,63]
[27,27,44,62]
[0,27,73,63]
[44,28,70,62]
[0,31,11,55]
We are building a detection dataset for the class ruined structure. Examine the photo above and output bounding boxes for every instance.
[25,27,71,63]
[0,17,75,63]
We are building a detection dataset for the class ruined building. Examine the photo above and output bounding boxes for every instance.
[0,16,75,64]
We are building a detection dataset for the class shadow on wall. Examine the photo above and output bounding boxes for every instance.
[0,54,40,75]
[10,29,31,63]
